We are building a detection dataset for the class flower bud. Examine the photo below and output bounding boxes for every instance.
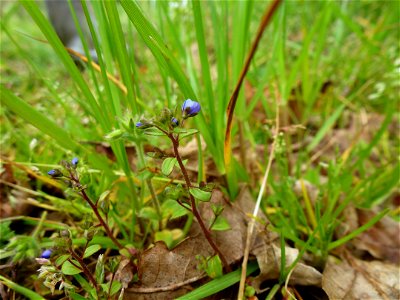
[47,169,63,178]
[40,249,52,259]
[171,117,179,127]
[71,157,79,168]
[181,99,201,118]
[136,120,153,129]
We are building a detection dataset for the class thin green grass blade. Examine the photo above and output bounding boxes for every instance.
[306,103,345,152]
[0,275,45,300]
[192,0,216,134]
[120,0,222,172]
[1,86,110,170]
[103,1,138,114]
[328,208,390,251]
[176,261,258,300]
[1,86,80,151]
[20,1,108,129]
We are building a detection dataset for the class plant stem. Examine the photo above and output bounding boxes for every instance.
[79,189,125,251]
[68,249,98,292]
[168,133,231,272]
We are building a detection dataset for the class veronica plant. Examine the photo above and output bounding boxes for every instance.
[133,99,230,271]
[47,158,136,263]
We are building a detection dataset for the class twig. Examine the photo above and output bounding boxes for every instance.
[237,94,280,299]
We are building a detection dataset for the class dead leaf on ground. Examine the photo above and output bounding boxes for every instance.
[352,209,400,264]
[251,243,322,293]
[338,206,400,264]
[322,255,400,300]
[125,188,273,299]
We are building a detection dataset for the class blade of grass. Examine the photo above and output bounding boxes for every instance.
[0,275,45,300]
[176,261,259,300]
[1,86,80,151]
[120,0,222,172]
[306,103,345,152]
[1,86,109,170]
[224,0,282,197]
[328,208,390,250]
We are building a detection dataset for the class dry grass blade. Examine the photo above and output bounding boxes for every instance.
[237,96,280,299]
[223,0,282,170]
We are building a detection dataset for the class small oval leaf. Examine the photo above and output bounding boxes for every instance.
[161,199,189,219]
[139,207,160,221]
[190,188,211,202]
[55,254,71,267]
[162,157,177,176]
[62,260,82,275]
[211,216,231,231]
[83,244,101,259]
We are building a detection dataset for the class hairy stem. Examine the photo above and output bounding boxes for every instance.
[168,133,231,272]
[79,189,125,251]
[68,248,98,291]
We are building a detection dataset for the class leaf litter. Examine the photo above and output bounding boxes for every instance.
[125,188,327,299]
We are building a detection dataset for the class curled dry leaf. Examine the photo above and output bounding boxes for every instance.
[251,244,322,292]
[125,188,275,299]
[114,258,134,288]
[322,255,400,300]
[353,209,400,264]
[339,206,400,264]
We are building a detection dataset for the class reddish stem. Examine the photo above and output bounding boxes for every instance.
[168,133,231,272]
[69,174,138,274]
[68,248,99,292]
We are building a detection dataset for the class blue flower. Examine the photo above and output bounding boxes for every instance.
[181,99,201,118]
[71,157,79,168]
[40,249,52,259]
[47,169,62,178]
[171,117,179,127]
[136,121,153,129]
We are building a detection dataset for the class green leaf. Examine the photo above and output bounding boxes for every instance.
[179,128,199,140]
[205,255,223,279]
[162,199,189,219]
[144,127,165,136]
[69,292,88,300]
[100,281,122,296]
[189,188,211,202]
[83,244,102,259]
[95,254,105,283]
[62,260,82,275]
[104,129,125,141]
[55,254,71,267]
[139,207,160,221]
[155,230,174,248]
[211,204,224,216]
[162,157,177,176]
[211,216,231,231]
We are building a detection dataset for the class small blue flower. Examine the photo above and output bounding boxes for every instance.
[40,249,52,259]
[136,121,153,129]
[182,99,201,118]
[171,117,179,127]
[47,169,62,178]
[71,157,79,168]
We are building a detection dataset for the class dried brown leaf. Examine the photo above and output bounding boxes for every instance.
[322,255,400,300]
[353,209,400,264]
[251,244,322,292]
[125,188,271,299]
